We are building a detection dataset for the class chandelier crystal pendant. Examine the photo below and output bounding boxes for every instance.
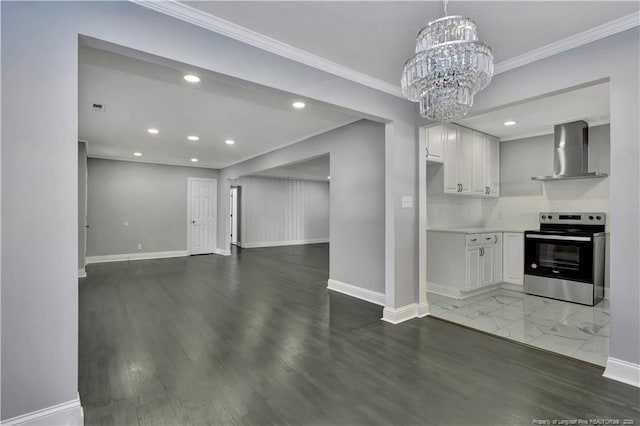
[401,0,494,121]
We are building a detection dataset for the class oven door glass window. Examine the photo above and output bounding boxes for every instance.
[524,236,594,282]
[538,243,580,270]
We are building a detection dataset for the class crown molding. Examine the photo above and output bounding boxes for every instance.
[130,1,638,98]
[494,11,639,75]
[129,0,403,98]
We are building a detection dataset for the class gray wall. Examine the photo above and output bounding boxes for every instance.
[1,1,637,420]
[223,120,386,294]
[1,2,416,419]
[501,124,610,196]
[233,176,329,247]
[492,124,611,292]
[78,142,87,270]
[87,159,219,257]
[465,28,639,367]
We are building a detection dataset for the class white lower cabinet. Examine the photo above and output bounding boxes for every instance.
[502,232,524,285]
[466,233,501,289]
[465,245,481,289]
[427,231,503,298]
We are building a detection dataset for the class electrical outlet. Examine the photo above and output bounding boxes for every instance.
[137,244,142,250]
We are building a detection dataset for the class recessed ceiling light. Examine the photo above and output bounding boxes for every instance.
[225,139,235,145]
[327,176,331,180]
[187,135,200,141]
[184,74,200,83]
[503,120,517,126]
[190,158,198,163]
[134,152,142,157]
[292,101,306,109]
[147,128,159,134]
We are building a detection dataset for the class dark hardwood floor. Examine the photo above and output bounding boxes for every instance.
[79,244,639,425]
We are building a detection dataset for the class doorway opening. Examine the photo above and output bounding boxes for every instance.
[230,186,241,246]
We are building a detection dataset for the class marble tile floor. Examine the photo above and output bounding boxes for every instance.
[428,289,610,366]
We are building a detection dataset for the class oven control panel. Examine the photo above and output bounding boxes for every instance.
[539,212,606,225]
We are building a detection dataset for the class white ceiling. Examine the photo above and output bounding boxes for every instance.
[251,155,330,182]
[183,1,639,86]
[456,81,610,141]
[79,47,359,169]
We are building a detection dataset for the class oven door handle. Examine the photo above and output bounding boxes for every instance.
[526,234,591,242]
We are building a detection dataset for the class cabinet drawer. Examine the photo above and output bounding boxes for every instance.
[466,234,482,246]
[481,233,499,245]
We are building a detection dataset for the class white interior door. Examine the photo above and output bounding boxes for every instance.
[188,178,217,255]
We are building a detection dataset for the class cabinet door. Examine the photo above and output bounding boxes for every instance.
[487,136,500,197]
[457,127,473,194]
[465,246,481,289]
[480,245,494,286]
[472,131,487,195]
[426,125,444,162]
[503,233,524,285]
[443,125,459,193]
[494,233,503,283]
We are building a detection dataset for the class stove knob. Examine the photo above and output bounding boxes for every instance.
[548,215,553,220]
[542,215,547,220]
[589,215,594,220]
[596,215,602,220]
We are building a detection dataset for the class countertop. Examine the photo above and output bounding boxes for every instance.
[427,226,531,234]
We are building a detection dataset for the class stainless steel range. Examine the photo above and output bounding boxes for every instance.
[524,212,606,306]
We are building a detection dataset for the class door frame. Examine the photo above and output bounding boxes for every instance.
[230,185,241,246]
[187,177,217,255]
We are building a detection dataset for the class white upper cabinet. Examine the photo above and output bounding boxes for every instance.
[472,131,488,196]
[442,125,473,194]
[425,125,445,163]
[485,135,500,197]
[424,123,500,198]
[458,127,473,194]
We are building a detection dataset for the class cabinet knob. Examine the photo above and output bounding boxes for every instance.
[425,147,430,158]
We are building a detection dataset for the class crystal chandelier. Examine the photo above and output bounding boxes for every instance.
[401,0,494,121]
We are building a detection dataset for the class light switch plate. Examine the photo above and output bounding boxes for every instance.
[401,196,413,209]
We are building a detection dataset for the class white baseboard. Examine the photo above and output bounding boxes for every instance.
[416,302,430,318]
[78,268,86,278]
[603,357,640,387]
[1,398,83,426]
[327,279,385,306]
[500,282,524,292]
[215,248,231,256]
[382,303,420,324]
[86,250,188,264]
[427,282,501,300]
[241,238,329,249]
[427,282,462,298]
[463,284,501,298]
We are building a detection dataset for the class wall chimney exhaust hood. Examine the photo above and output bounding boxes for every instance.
[531,120,608,181]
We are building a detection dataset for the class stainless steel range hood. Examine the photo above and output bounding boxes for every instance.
[531,120,608,181]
